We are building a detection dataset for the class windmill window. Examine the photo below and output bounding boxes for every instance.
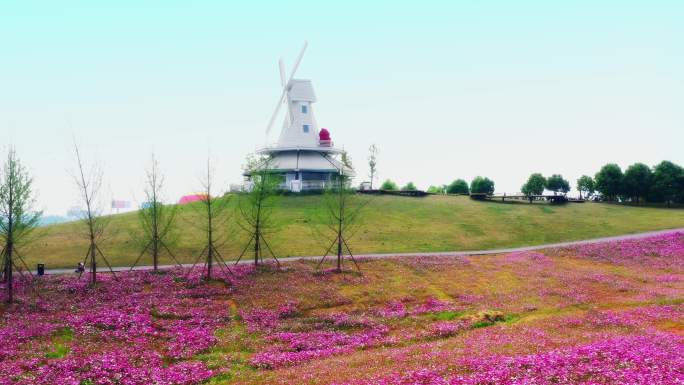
[303,124,310,133]
[301,104,308,114]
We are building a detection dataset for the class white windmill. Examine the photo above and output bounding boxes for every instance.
[245,42,354,192]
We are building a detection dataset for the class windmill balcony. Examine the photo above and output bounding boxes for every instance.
[276,179,351,192]
[279,180,335,191]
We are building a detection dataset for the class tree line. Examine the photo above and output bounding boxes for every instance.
[425,177,496,195]
[583,161,684,206]
[398,160,684,207]
[518,160,684,205]
[520,174,571,197]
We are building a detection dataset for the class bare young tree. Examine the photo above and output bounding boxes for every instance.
[72,142,116,284]
[186,157,233,280]
[316,153,370,272]
[0,148,41,303]
[235,155,281,267]
[368,144,378,190]
[130,154,181,272]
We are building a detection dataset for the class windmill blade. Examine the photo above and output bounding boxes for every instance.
[278,58,286,88]
[266,90,287,135]
[286,41,308,83]
[266,59,288,134]
[266,41,308,135]
[279,58,290,127]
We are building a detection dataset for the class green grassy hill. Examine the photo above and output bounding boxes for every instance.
[25,195,684,269]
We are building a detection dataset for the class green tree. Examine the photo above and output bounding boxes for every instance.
[576,175,595,199]
[545,174,570,195]
[470,176,495,195]
[521,173,546,198]
[380,179,398,191]
[651,161,683,207]
[447,179,469,195]
[0,149,42,303]
[237,155,282,266]
[341,150,353,170]
[427,185,443,194]
[595,163,623,201]
[401,182,417,191]
[622,163,652,204]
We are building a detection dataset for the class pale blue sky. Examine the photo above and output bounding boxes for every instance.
[2,1,683,214]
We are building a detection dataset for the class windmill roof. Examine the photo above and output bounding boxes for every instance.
[245,150,354,177]
[288,79,316,102]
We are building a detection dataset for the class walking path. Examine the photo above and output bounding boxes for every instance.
[40,227,684,275]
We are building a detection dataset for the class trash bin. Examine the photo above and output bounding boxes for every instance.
[37,263,45,276]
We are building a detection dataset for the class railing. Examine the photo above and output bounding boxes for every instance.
[301,180,332,190]
[274,180,347,191]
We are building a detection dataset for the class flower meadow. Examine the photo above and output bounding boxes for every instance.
[1,232,684,384]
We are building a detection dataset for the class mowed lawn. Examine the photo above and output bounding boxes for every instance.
[25,194,684,269]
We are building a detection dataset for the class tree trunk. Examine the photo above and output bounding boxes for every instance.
[5,244,12,303]
[153,238,159,271]
[207,242,213,280]
[254,191,263,266]
[152,217,159,271]
[90,240,97,284]
[207,196,213,279]
[336,234,342,272]
[337,177,344,272]
[254,225,260,266]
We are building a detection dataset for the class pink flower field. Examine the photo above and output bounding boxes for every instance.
[2,232,684,384]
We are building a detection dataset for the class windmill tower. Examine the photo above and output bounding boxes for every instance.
[277,78,318,147]
[246,42,354,192]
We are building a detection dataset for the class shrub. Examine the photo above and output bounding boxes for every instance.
[447,179,469,195]
[401,182,417,191]
[427,185,445,194]
[470,176,495,195]
[623,163,652,204]
[651,161,684,206]
[595,163,623,201]
[576,175,595,199]
[545,174,570,195]
[521,173,545,196]
[380,179,398,191]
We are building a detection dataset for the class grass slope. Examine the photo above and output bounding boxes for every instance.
[25,195,684,269]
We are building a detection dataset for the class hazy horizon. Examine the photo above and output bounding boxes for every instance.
[2,1,683,215]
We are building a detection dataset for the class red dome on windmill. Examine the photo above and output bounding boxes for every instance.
[319,128,332,147]
[319,128,331,141]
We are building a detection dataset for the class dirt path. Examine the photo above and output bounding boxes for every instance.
[41,227,684,275]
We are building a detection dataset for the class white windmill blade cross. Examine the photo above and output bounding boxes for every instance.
[286,41,308,84]
[265,41,308,135]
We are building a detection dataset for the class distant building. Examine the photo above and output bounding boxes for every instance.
[178,194,208,205]
[66,206,86,219]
